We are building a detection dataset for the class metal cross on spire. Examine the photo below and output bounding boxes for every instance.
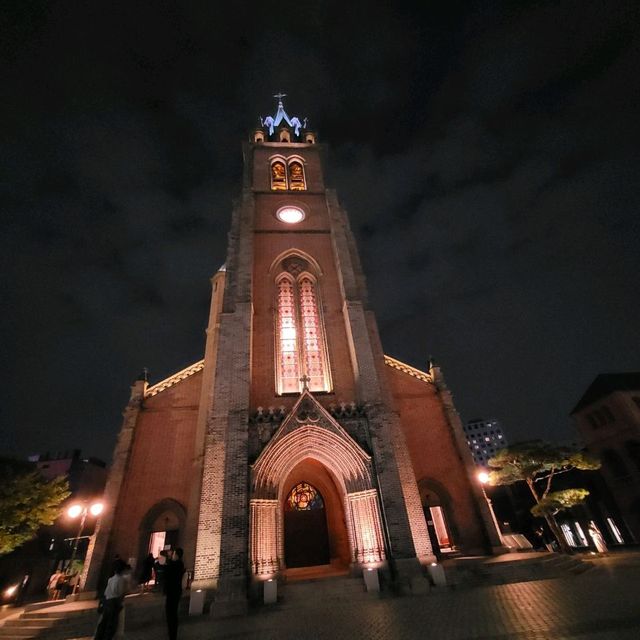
[273,92,287,106]
[299,374,311,392]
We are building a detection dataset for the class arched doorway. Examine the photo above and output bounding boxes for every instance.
[281,458,350,571]
[284,482,330,567]
[418,479,455,556]
[250,405,387,579]
[138,499,186,563]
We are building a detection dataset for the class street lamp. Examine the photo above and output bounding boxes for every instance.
[477,471,508,550]
[67,501,104,576]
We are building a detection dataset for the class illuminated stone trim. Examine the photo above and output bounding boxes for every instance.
[145,360,205,397]
[249,392,386,572]
[384,355,433,383]
[346,489,387,564]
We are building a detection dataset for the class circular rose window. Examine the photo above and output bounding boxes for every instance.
[276,206,305,224]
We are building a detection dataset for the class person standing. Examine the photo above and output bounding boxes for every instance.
[164,548,185,640]
[94,559,129,640]
[154,550,168,592]
[588,522,608,554]
[47,571,61,600]
[139,553,155,592]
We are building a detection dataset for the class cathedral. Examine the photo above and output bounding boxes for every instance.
[83,97,503,612]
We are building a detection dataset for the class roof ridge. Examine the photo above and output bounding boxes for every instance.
[383,355,433,384]
[145,359,205,397]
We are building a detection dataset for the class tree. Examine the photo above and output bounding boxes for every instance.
[487,441,600,553]
[0,459,70,556]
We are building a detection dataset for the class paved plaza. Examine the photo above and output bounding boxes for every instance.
[110,554,640,640]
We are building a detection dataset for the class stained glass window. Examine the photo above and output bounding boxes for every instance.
[298,276,328,392]
[274,265,331,395]
[285,482,324,511]
[277,277,300,393]
[288,161,306,191]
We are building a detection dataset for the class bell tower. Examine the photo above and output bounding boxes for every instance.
[191,96,435,611]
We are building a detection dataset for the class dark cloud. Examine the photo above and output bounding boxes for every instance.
[1,1,639,460]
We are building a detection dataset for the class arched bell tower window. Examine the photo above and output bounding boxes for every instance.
[274,256,331,394]
[288,160,306,191]
[271,160,287,191]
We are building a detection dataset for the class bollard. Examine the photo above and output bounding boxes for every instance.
[427,562,447,587]
[363,567,380,592]
[189,589,206,615]
[264,578,277,604]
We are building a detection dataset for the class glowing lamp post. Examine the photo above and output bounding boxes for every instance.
[67,501,104,574]
[477,471,508,552]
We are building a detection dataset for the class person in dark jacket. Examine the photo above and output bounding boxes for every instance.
[164,548,185,640]
[138,553,155,591]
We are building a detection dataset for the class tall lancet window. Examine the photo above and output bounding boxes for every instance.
[298,276,326,390]
[275,257,331,394]
[276,277,301,393]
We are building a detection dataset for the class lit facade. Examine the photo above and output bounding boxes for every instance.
[83,98,503,610]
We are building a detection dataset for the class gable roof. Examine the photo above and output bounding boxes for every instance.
[383,355,433,383]
[144,353,431,399]
[570,372,640,414]
[145,359,204,397]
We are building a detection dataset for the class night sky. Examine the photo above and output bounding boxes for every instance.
[2,1,639,462]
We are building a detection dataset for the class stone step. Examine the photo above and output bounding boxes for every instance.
[21,609,92,620]
[443,552,593,588]
[0,623,96,640]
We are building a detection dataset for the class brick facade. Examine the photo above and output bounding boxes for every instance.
[85,112,501,603]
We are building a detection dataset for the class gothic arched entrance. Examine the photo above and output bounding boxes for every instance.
[284,482,330,567]
[250,394,387,580]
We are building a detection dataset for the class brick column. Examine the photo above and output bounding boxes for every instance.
[327,190,434,568]
[82,379,146,591]
[192,195,253,615]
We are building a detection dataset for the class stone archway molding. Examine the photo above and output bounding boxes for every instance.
[250,392,386,575]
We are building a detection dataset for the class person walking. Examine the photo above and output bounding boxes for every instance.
[94,559,129,640]
[164,548,185,640]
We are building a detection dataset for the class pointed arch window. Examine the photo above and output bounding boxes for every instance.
[270,160,287,190]
[275,260,331,394]
[298,276,326,390]
[276,277,300,393]
[288,160,306,191]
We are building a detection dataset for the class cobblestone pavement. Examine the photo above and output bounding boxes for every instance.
[99,558,640,640]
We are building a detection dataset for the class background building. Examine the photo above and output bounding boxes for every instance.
[571,372,640,543]
[463,418,508,466]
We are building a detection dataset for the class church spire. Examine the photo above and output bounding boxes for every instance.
[256,94,314,142]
